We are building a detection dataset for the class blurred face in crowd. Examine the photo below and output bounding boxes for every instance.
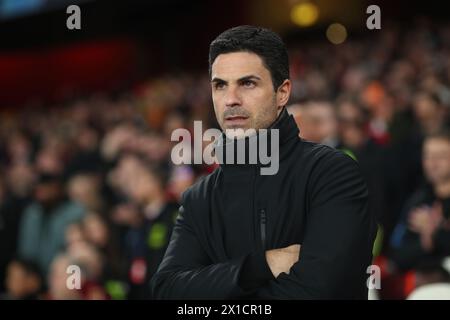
[48,255,81,300]
[6,262,41,299]
[34,180,62,208]
[67,174,101,211]
[211,52,291,137]
[7,163,35,198]
[7,133,31,163]
[65,223,85,248]
[130,168,162,204]
[112,203,142,227]
[67,242,103,281]
[35,148,63,175]
[82,214,109,248]
[337,102,367,148]
[77,127,99,151]
[296,102,337,144]
[110,154,164,205]
[413,93,446,133]
[423,137,450,185]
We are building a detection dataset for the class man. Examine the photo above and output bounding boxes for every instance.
[18,173,85,275]
[151,26,375,299]
[287,101,339,147]
[390,131,450,271]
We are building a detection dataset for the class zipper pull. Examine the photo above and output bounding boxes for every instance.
[260,209,267,249]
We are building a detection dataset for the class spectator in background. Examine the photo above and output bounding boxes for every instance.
[0,174,31,293]
[1,258,43,300]
[0,131,35,292]
[390,131,450,272]
[287,101,338,147]
[336,100,370,151]
[109,155,179,298]
[5,163,35,200]
[111,201,147,295]
[3,131,34,166]
[336,99,387,239]
[46,254,82,300]
[67,173,104,213]
[413,92,449,137]
[80,213,125,286]
[66,241,109,300]
[65,125,104,177]
[17,173,85,275]
[65,222,85,248]
[385,92,450,232]
[403,91,449,188]
[63,215,126,299]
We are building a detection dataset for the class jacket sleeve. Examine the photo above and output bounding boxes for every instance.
[150,203,274,299]
[256,149,376,299]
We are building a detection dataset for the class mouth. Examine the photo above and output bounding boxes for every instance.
[224,115,249,125]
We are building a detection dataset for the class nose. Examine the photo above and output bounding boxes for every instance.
[224,85,241,108]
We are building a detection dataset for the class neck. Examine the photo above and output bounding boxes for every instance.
[217,107,299,175]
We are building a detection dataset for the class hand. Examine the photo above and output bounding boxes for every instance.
[408,202,443,251]
[265,244,301,278]
[409,203,443,234]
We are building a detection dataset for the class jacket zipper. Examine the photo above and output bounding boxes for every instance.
[260,208,267,249]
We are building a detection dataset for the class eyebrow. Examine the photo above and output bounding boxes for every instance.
[211,75,262,84]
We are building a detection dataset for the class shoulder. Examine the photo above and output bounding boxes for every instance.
[299,140,360,173]
[299,142,367,199]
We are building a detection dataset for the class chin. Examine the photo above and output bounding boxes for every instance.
[224,127,258,140]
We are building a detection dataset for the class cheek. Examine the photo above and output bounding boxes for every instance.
[212,95,224,113]
[246,90,275,111]
[441,161,450,171]
[251,88,273,103]
[425,159,445,174]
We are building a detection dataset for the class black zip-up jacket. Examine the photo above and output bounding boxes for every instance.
[151,108,376,299]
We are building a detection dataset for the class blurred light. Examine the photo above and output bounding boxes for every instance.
[290,2,319,27]
[326,23,347,44]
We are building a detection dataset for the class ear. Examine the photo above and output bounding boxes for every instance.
[276,79,291,110]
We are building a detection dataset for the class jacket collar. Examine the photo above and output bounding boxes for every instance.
[215,107,300,172]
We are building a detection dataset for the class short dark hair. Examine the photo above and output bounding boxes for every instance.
[209,25,289,91]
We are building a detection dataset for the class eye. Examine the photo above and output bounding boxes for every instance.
[214,82,226,90]
[242,80,256,88]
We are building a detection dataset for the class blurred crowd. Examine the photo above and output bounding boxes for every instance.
[1,21,450,299]
[0,75,215,299]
